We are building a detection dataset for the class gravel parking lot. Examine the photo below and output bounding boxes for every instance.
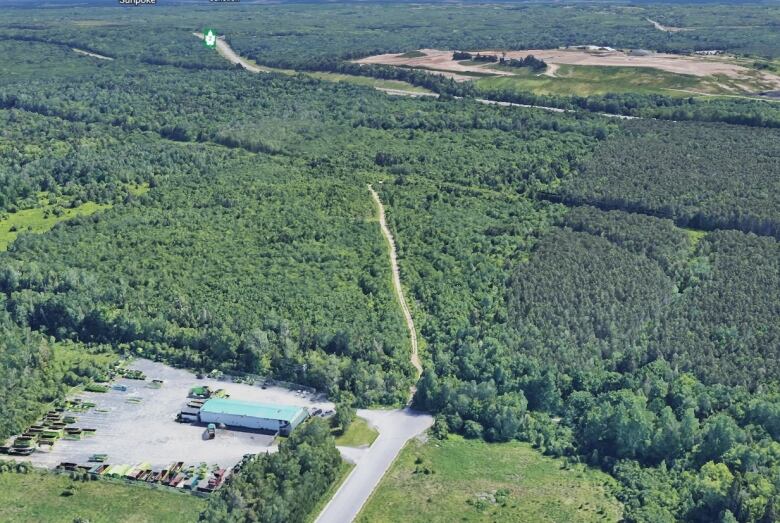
[14,359,333,470]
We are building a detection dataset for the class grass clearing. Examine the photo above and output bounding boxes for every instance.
[0,200,110,251]
[0,185,148,251]
[357,435,622,523]
[476,64,704,97]
[476,62,779,98]
[334,417,379,448]
[0,469,204,523]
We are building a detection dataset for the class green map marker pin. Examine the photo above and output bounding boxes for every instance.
[203,29,217,49]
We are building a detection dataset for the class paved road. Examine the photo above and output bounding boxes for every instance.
[316,409,433,523]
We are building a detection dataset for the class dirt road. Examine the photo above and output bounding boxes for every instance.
[72,48,113,60]
[193,32,270,73]
[368,185,422,378]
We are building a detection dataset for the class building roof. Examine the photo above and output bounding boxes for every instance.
[200,398,307,422]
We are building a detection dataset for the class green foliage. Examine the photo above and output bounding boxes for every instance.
[357,435,623,523]
[0,310,114,439]
[560,120,780,237]
[334,399,357,435]
[0,464,204,522]
[333,417,378,448]
[1,6,779,522]
[0,151,413,406]
[202,419,341,523]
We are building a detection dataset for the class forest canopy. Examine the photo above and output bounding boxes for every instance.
[0,4,779,522]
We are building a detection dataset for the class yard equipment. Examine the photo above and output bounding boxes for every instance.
[122,369,146,380]
[42,428,64,439]
[13,436,36,448]
[8,447,34,456]
[38,436,57,447]
[189,386,210,399]
[64,428,83,440]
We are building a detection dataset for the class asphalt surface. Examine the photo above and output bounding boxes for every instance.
[316,409,433,523]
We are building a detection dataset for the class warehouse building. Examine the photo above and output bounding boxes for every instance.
[198,398,309,435]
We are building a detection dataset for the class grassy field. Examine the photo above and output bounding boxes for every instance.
[0,200,110,251]
[0,470,204,523]
[334,417,380,448]
[477,65,702,97]
[476,62,778,98]
[357,436,622,523]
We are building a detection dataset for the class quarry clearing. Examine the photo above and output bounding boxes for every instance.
[356,48,780,89]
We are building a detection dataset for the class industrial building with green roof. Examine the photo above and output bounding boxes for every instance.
[198,398,309,435]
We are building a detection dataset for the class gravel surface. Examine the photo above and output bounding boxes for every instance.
[8,359,333,470]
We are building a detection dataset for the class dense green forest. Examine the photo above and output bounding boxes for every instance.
[2,5,779,126]
[0,3,779,523]
[417,208,780,521]
[3,4,778,63]
[0,315,115,438]
[558,120,780,237]
[202,419,341,522]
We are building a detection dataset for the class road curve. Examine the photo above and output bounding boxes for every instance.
[316,409,433,523]
[368,185,422,378]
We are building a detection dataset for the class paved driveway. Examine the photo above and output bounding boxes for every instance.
[316,408,433,523]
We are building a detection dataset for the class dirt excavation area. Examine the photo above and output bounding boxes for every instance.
[8,359,333,471]
[356,48,780,89]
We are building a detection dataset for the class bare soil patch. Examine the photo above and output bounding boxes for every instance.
[646,18,690,33]
[357,48,780,88]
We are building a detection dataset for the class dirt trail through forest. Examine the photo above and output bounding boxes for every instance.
[72,48,113,60]
[368,185,422,379]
